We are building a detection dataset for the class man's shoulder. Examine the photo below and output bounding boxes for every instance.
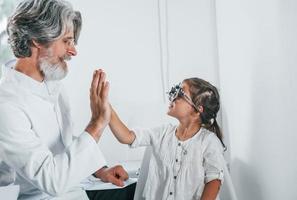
[0,82,26,109]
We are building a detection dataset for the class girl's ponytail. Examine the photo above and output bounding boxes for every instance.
[184,77,226,151]
[203,119,226,151]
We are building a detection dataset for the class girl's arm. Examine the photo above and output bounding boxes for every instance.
[200,179,221,200]
[109,105,136,144]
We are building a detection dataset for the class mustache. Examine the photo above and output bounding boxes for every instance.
[62,55,71,61]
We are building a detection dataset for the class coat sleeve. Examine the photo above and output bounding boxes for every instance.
[0,103,106,196]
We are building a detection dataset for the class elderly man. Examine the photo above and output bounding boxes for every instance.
[0,0,135,199]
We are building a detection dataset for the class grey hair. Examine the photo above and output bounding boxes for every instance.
[6,0,82,58]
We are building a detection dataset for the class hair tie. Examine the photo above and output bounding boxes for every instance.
[209,118,215,125]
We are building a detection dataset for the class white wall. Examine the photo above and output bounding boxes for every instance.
[216,0,297,199]
[65,0,219,165]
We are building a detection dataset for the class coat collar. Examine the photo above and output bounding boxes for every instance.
[2,60,73,147]
[2,59,61,103]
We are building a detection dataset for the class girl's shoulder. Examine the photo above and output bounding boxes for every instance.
[132,123,176,138]
[153,123,177,134]
[200,128,224,152]
[165,123,177,131]
[200,128,217,140]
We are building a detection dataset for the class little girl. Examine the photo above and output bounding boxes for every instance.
[109,77,226,200]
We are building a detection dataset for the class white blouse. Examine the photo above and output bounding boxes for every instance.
[131,124,225,200]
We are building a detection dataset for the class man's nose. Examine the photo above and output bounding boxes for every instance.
[67,45,77,56]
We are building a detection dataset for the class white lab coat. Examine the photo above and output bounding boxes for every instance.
[0,65,106,200]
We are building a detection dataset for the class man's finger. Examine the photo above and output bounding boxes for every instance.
[115,167,129,181]
[101,81,110,104]
[108,175,124,187]
[97,69,106,95]
[91,70,99,96]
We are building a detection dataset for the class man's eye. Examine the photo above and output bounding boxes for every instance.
[63,39,75,46]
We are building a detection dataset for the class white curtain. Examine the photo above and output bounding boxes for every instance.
[216,0,297,199]
[67,0,221,165]
[66,0,297,199]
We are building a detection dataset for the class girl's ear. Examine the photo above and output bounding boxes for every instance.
[198,105,203,113]
[193,106,203,120]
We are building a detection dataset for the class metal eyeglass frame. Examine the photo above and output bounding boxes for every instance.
[167,83,199,112]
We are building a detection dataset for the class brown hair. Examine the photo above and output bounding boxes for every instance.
[184,78,226,150]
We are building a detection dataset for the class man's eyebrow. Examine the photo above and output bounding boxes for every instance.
[64,36,74,40]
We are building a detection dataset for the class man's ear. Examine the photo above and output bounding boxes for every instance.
[32,40,42,49]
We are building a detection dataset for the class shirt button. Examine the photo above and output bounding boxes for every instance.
[178,143,181,146]
[169,192,173,195]
[176,159,178,162]
[174,176,177,179]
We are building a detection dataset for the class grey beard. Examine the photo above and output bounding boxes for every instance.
[39,58,68,81]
